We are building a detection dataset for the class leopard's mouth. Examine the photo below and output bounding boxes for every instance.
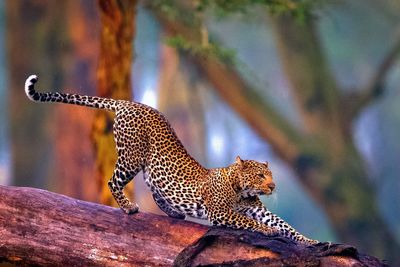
[256,187,275,196]
[241,188,272,198]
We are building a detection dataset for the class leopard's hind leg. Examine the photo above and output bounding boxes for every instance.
[152,192,185,219]
[108,161,141,214]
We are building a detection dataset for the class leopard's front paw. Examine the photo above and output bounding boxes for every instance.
[121,202,139,214]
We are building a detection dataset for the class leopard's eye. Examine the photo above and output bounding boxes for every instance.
[257,173,264,178]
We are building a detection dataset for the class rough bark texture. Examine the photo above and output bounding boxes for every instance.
[0,186,386,267]
[92,0,137,206]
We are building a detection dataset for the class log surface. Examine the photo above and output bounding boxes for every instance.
[0,186,386,266]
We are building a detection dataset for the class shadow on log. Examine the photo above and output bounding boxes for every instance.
[0,186,386,266]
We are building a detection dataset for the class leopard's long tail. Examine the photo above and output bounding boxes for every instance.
[24,75,119,112]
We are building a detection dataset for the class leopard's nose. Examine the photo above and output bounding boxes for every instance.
[267,182,275,191]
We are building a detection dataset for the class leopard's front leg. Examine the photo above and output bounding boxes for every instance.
[203,188,279,237]
[236,196,319,245]
[207,207,280,237]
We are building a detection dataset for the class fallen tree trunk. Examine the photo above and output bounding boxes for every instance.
[0,186,386,266]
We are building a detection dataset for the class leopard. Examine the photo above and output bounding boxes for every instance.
[24,74,318,245]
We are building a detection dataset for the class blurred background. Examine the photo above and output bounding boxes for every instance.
[0,0,399,264]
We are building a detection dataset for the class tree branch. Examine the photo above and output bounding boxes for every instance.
[269,14,347,153]
[146,2,304,165]
[0,186,385,266]
[352,26,400,116]
[0,186,204,266]
[192,56,302,164]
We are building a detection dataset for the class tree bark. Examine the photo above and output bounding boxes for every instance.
[92,0,137,206]
[0,185,385,267]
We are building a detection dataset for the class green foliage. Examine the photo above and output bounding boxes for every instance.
[152,0,198,27]
[166,35,236,65]
[153,0,321,23]
[196,0,320,22]
[155,0,322,64]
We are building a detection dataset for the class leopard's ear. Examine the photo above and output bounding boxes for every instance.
[236,156,244,167]
[264,161,269,168]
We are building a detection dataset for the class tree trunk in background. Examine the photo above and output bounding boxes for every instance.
[270,15,399,263]
[50,1,100,202]
[93,0,137,206]
[7,0,67,188]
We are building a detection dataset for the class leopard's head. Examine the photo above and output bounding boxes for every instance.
[233,156,275,198]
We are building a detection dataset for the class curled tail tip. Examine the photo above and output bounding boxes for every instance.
[26,74,38,85]
[25,74,39,101]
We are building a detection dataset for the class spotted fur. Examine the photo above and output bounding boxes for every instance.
[25,75,318,245]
